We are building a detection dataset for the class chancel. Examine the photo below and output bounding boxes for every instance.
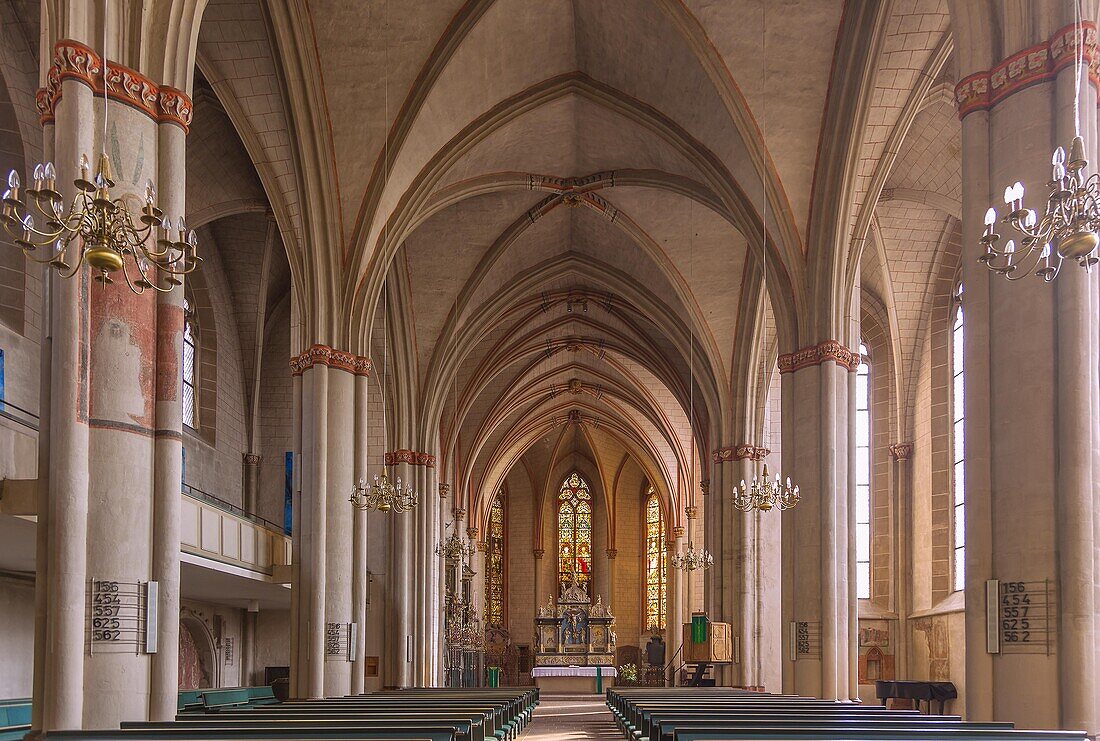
[0,1,1099,740]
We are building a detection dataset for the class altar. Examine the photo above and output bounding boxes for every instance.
[531,665,617,694]
[533,575,616,682]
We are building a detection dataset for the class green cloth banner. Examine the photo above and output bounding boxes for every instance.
[691,613,708,644]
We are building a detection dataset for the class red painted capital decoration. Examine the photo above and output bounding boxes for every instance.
[777,340,859,374]
[289,344,373,376]
[37,40,195,132]
[955,22,1100,119]
[712,444,769,463]
[384,449,437,468]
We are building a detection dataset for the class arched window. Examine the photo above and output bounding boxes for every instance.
[182,296,198,428]
[558,472,592,591]
[952,283,965,592]
[644,489,666,631]
[856,342,872,599]
[486,493,506,626]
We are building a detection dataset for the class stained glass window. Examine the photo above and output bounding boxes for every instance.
[487,493,505,626]
[182,297,197,428]
[644,489,666,631]
[856,343,871,599]
[558,472,593,591]
[952,283,965,592]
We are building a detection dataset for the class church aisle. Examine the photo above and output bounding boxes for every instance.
[521,695,621,740]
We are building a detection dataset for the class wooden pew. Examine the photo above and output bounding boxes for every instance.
[0,699,30,741]
[606,688,1088,741]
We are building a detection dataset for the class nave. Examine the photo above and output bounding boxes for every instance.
[2,0,1100,738]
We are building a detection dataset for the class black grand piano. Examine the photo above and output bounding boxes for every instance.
[875,680,958,715]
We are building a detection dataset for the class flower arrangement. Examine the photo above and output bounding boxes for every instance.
[618,663,638,683]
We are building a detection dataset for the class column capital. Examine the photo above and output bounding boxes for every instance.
[700,479,710,496]
[672,526,686,538]
[290,343,373,376]
[383,449,436,467]
[36,40,196,132]
[685,505,698,520]
[466,526,478,539]
[243,452,262,466]
[777,340,859,374]
[453,507,466,521]
[476,541,488,553]
[889,442,914,462]
[954,21,1100,119]
[713,444,769,463]
[533,548,545,559]
[605,548,618,560]
[438,482,451,498]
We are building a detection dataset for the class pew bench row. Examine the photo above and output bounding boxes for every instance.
[49,687,538,741]
[607,688,1087,741]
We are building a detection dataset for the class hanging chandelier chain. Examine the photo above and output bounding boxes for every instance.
[729,1,800,514]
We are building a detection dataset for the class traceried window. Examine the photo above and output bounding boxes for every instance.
[486,493,506,626]
[182,297,197,428]
[952,283,965,592]
[644,489,667,631]
[856,342,872,599]
[558,472,593,591]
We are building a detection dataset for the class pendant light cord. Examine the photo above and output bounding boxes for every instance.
[760,1,768,451]
[102,0,109,155]
[1074,0,1083,139]
[380,0,390,460]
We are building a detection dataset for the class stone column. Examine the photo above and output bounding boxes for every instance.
[735,457,759,689]
[323,365,354,696]
[780,343,855,700]
[685,507,698,618]
[392,460,414,687]
[242,453,261,515]
[957,31,1098,730]
[302,360,328,698]
[889,442,913,681]
[532,548,545,612]
[241,603,259,687]
[149,112,187,722]
[350,373,370,695]
[39,78,93,734]
[604,549,617,614]
[289,371,303,698]
[82,97,161,728]
[667,528,686,684]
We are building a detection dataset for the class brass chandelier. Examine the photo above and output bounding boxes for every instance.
[732,463,800,512]
[978,9,1099,281]
[349,472,418,513]
[436,522,475,561]
[671,542,713,571]
[979,141,1100,281]
[2,159,199,292]
[2,0,198,294]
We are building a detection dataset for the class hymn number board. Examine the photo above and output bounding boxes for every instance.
[88,579,157,654]
[997,580,1054,654]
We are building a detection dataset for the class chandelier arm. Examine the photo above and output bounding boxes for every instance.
[55,252,86,281]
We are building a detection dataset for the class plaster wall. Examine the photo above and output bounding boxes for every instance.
[253,609,291,680]
[257,302,293,527]
[183,242,248,507]
[0,576,33,699]
[504,468,534,643]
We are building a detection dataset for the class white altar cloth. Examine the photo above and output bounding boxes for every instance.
[532,666,617,678]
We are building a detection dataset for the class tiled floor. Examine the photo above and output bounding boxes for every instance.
[521,695,620,740]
